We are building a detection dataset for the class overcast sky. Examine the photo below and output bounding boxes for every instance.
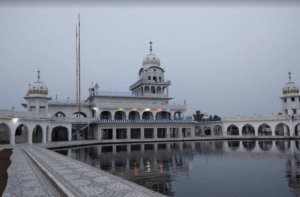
[0,4,300,117]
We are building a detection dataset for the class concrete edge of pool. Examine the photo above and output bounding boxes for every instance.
[21,144,165,197]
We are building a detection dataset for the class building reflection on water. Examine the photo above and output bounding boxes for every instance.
[55,140,300,196]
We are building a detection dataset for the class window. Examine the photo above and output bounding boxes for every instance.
[159,77,161,82]
[284,99,286,102]
[292,97,295,101]
[148,76,151,80]
[293,109,297,114]
[154,69,156,72]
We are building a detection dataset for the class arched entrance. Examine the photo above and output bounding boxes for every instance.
[144,86,150,93]
[151,86,155,94]
[52,126,68,141]
[32,125,43,143]
[72,112,87,117]
[258,124,272,136]
[114,111,126,120]
[204,126,211,135]
[15,124,28,144]
[242,141,255,150]
[227,124,239,135]
[156,111,171,120]
[174,111,183,120]
[100,111,112,120]
[214,125,222,135]
[259,141,272,151]
[242,124,255,136]
[275,123,290,136]
[129,111,140,120]
[194,126,201,136]
[142,111,153,120]
[0,123,10,144]
[54,111,66,117]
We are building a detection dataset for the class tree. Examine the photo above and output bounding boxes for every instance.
[213,115,220,119]
[193,110,204,120]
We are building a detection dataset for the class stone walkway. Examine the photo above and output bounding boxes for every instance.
[1,146,62,197]
[24,146,164,197]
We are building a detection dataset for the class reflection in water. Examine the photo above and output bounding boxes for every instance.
[55,140,300,197]
[242,141,255,150]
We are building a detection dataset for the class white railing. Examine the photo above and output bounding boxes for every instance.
[50,117,98,122]
[93,103,187,110]
[0,109,47,119]
[98,119,194,123]
[222,115,289,121]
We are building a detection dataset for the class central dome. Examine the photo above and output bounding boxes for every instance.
[143,53,160,67]
[142,41,160,68]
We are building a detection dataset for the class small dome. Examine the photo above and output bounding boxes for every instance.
[142,41,160,68]
[27,70,48,96]
[143,53,160,67]
[282,71,299,95]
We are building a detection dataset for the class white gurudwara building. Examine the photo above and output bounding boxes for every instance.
[0,42,300,145]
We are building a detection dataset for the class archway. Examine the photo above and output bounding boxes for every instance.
[114,111,126,120]
[258,141,272,151]
[242,124,255,136]
[156,111,171,120]
[275,141,290,152]
[100,111,112,120]
[242,141,255,150]
[151,86,155,94]
[194,126,202,136]
[142,111,153,120]
[227,124,239,135]
[54,111,66,117]
[52,126,68,141]
[275,123,290,136]
[258,124,272,136]
[204,126,211,135]
[32,125,43,143]
[15,124,28,144]
[0,123,10,144]
[163,87,167,95]
[157,86,162,94]
[144,86,150,93]
[295,123,300,136]
[72,112,87,117]
[129,111,140,120]
[174,111,183,121]
[228,141,240,150]
[214,125,222,135]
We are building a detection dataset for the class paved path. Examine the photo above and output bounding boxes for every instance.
[24,146,164,197]
[1,146,62,197]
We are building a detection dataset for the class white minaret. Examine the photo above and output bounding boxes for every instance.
[280,71,300,115]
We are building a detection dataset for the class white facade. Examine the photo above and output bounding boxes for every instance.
[0,44,300,145]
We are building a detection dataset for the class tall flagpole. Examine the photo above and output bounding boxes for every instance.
[78,13,81,133]
[76,25,78,104]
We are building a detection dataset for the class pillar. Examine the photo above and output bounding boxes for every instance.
[127,144,131,154]
[154,143,158,153]
[166,126,170,139]
[179,127,183,138]
[113,127,116,140]
[141,127,144,140]
[284,124,288,136]
[42,127,46,143]
[289,119,294,136]
[211,127,214,136]
[68,125,72,141]
[154,127,158,139]
[28,129,32,144]
[191,127,194,138]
